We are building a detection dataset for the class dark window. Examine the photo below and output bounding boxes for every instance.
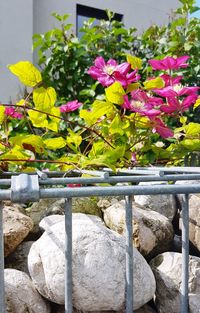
[76,4,123,38]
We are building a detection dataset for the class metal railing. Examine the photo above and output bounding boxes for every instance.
[1,167,200,313]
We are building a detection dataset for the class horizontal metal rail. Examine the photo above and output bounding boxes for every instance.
[0,168,199,313]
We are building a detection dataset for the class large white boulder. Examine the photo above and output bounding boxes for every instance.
[28,214,156,311]
[104,200,173,257]
[134,181,176,221]
[150,252,200,313]
[5,269,50,313]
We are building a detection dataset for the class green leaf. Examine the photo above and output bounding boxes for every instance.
[44,137,66,150]
[33,87,57,111]
[143,77,165,90]
[8,61,42,87]
[105,82,125,105]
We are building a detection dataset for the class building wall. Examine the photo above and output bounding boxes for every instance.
[1,0,179,102]
[0,0,33,103]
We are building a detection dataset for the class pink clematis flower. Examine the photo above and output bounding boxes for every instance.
[150,117,174,138]
[160,94,198,114]
[88,56,140,88]
[5,107,23,119]
[60,100,82,113]
[154,85,199,98]
[149,56,190,71]
[123,90,162,117]
[160,74,183,86]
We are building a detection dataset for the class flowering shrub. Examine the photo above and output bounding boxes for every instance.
[0,54,200,172]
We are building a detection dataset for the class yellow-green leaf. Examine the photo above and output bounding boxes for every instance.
[8,61,42,87]
[0,106,5,124]
[143,77,165,90]
[126,54,142,69]
[0,146,29,163]
[126,83,141,93]
[105,82,125,105]
[80,100,114,126]
[180,116,187,125]
[16,99,26,106]
[180,139,200,151]
[28,110,48,128]
[110,115,124,135]
[0,143,6,153]
[193,98,200,109]
[44,137,66,150]
[33,87,57,111]
[9,135,45,154]
[66,129,82,148]
[185,123,200,136]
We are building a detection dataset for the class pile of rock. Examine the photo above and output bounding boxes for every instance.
[3,181,200,312]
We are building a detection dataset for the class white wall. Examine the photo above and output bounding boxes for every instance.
[0,0,33,103]
[1,0,180,102]
[33,0,180,34]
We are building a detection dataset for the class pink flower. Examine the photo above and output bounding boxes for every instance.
[149,56,190,71]
[154,86,199,98]
[5,107,23,119]
[160,74,183,86]
[60,100,82,113]
[88,56,140,88]
[67,184,82,187]
[123,90,162,117]
[160,94,198,114]
[150,117,174,138]
[131,152,137,164]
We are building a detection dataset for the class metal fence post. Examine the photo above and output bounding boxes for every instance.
[0,202,5,313]
[125,195,133,312]
[64,198,72,313]
[181,194,189,313]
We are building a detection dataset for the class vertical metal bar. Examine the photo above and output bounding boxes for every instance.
[0,202,5,313]
[125,195,133,312]
[64,198,72,313]
[181,194,189,313]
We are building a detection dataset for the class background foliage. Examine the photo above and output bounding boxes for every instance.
[1,0,200,172]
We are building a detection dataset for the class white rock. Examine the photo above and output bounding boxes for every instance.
[28,213,156,311]
[55,304,156,313]
[179,194,200,253]
[5,269,50,313]
[104,200,173,257]
[3,206,33,256]
[150,252,200,313]
[134,181,176,221]
[39,215,64,231]
[26,198,102,235]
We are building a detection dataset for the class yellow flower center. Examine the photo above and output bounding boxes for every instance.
[104,65,116,75]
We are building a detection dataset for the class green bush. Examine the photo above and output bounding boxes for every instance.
[33,11,136,103]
